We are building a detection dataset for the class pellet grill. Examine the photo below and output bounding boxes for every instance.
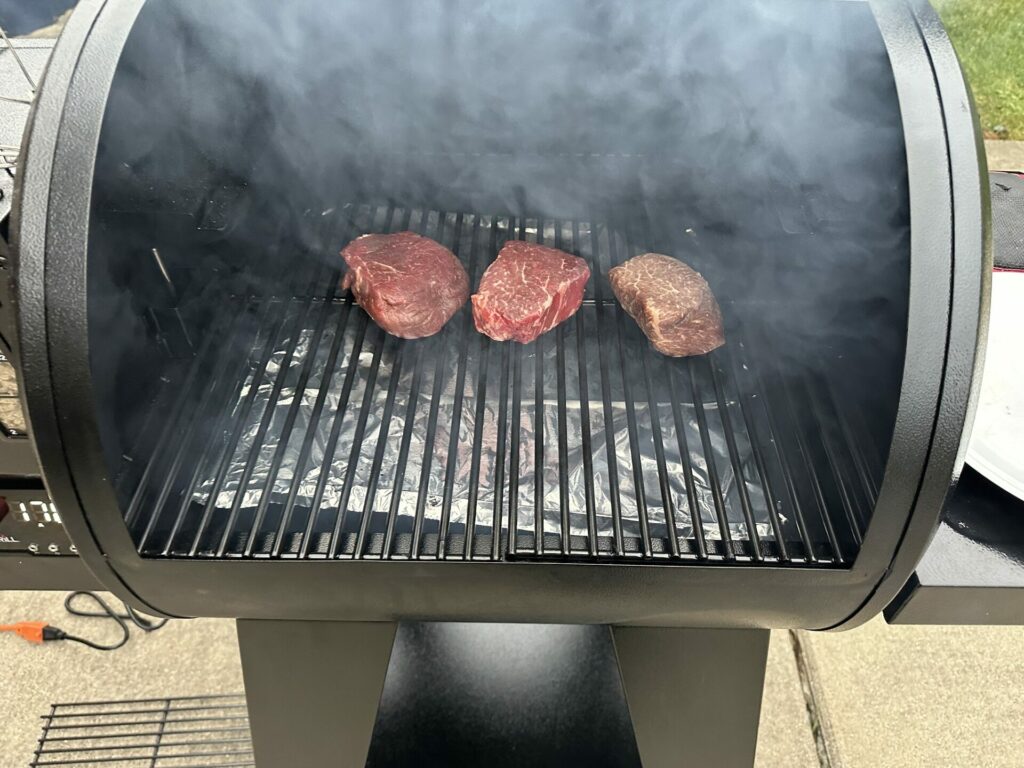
[0,0,1005,765]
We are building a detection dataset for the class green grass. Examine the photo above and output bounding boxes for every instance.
[934,0,1024,140]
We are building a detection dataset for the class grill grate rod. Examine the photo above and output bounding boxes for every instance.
[462,216,500,559]
[162,270,296,556]
[589,221,625,556]
[190,258,315,556]
[244,230,345,556]
[507,218,527,556]
[720,349,789,561]
[766,349,845,564]
[272,208,361,556]
[687,363,736,558]
[491,340,512,560]
[624,219,681,557]
[802,376,865,545]
[137,311,252,554]
[552,228,572,555]
[409,212,453,559]
[707,359,763,559]
[570,220,600,556]
[378,208,430,558]
[32,695,253,768]
[300,205,378,557]
[663,355,709,559]
[328,206,397,557]
[215,260,330,557]
[534,308,545,554]
[605,221,653,557]
[436,213,478,558]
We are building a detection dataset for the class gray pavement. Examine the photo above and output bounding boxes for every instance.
[802,618,1024,768]
[3,590,1022,767]
[986,140,1024,172]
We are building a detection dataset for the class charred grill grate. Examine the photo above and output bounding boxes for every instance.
[31,695,253,767]
[122,204,878,565]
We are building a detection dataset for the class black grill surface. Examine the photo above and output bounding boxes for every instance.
[122,204,877,565]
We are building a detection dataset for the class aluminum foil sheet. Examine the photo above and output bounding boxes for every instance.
[191,209,775,548]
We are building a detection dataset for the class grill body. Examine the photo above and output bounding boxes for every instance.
[11,0,988,628]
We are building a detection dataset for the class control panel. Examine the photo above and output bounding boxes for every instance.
[0,491,76,556]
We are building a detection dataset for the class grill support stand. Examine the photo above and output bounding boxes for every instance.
[237,620,768,767]
[237,619,397,768]
[612,626,770,768]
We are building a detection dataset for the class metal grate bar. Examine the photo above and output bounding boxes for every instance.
[491,341,512,561]
[131,207,869,566]
[437,214,477,558]
[382,340,425,559]
[605,223,653,557]
[570,221,599,557]
[507,218,525,557]
[43,716,248,731]
[327,325,387,557]
[157,308,262,555]
[622,220,681,558]
[124,325,221,532]
[378,210,433,559]
[410,212,453,559]
[245,259,345,556]
[533,308,545,555]
[43,728,250,743]
[189,261,314,557]
[47,705,247,720]
[721,349,789,561]
[215,261,329,557]
[768,354,844,564]
[33,696,253,768]
[809,369,877,532]
[802,377,864,544]
[462,218,500,559]
[299,204,380,557]
[707,359,763,560]
[687,364,736,559]
[588,222,625,556]
[746,362,818,562]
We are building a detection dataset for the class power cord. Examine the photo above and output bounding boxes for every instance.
[0,591,170,651]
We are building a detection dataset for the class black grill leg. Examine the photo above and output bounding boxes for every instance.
[237,619,397,768]
[611,626,770,768]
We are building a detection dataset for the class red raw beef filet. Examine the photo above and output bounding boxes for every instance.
[471,241,590,343]
[340,232,469,339]
[608,253,724,357]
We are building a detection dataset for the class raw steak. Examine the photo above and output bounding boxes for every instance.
[608,253,724,357]
[341,232,469,339]
[472,241,590,343]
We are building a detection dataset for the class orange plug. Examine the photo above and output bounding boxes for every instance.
[0,621,57,644]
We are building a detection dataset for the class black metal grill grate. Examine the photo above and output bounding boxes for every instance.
[31,695,253,767]
[123,204,879,565]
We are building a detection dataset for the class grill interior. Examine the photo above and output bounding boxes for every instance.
[32,695,253,767]
[118,202,878,565]
[84,0,909,572]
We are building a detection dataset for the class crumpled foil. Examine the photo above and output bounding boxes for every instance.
[192,210,774,548]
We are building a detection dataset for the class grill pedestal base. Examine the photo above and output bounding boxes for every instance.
[613,626,769,768]
[237,619,397,768]
[236,620,768,767]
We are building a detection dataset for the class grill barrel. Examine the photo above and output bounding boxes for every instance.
[11,0,988,630]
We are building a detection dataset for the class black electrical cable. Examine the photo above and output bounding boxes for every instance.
[57,591,170,651]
